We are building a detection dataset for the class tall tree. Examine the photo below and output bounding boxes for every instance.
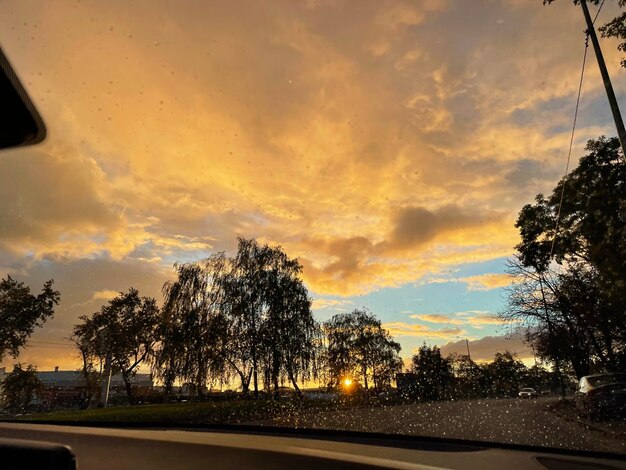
[509,137,626,372]
[516,137,625,281]
[71,316,105,407]
[259,247,321,399]
[0,276,60,361]
[410,344,453,401]
[218,238,322,398]
[486,351,527,398]
[502,258,590,379]
[447,353,491,399]
[324,309,402,391]
[220,238,266,397]
[153,238,320,399]
[154,255,229,396]
[73,288,160,401]
[1,364,43,412]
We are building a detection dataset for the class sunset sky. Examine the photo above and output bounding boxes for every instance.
[1,0,625,372]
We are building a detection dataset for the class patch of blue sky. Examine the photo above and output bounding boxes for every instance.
[576,92,624,131]
[312,257,512,355]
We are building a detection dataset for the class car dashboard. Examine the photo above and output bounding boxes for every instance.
[0,422,624,470]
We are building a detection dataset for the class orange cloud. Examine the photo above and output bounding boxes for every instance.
[311,298,354,311]
[418,273,514,293]
[0,1,550,296]
[410,314,465,325]
[91,290,119,301]
[465,315,509,327]
[0,0,619,373]
[383,321,464,340]
[407,311,512,330]
[461,273,514,291]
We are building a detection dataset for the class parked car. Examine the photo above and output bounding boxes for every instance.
[518,388,538,399]
[575,373,626,421]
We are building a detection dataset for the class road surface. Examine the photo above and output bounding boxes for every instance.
[256,397,626,454]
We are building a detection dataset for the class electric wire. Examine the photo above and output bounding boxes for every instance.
[592,0,605,25]
[550,0,610,259]
[549,33,589,259]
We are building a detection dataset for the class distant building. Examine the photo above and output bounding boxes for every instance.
[110,372,153,388]
[0,366,154,409]
[37,367,84,388]
[0,365,153,388]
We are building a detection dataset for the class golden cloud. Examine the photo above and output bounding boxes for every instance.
[465,315,509,327]
[418,272,514,294]
[410,314,465,325]
[91,290,120,301]
[383,321,464,340]
[461,273,513,291]
[0,0,617,302]
[311,298,354,311]
[0,343,80,371]
[407,311,512,331]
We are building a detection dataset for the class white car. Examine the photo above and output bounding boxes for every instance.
[518,388,538,399]
[575,373,626,420]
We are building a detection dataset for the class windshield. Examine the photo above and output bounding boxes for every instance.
[1,0,625,456]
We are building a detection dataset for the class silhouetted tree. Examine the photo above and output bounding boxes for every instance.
[324,309,402,391]
[506,137,626,375]
[73,288,160,401]
[502,258,591,379]
[1,364,42,412]
[410,344,453,400]
[522,364,562,393]
[0,276,60,361]
[154,238,321,400]
[71,320,103,407]
[259,248,321,399]
[599,1,626,68]
[487,351,526,398]
[221,238,271,397]
[154,255,229,397]
[219,237,322,398]
[447,353,491,398]
[517,137,625,281]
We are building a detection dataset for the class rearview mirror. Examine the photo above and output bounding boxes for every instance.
[0,46,46,150]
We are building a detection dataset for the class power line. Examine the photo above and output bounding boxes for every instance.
[27,341,74,349]
[592,0,605,25]
[549,32,589,259]
[30,340,71,345]
[580,0,626,160]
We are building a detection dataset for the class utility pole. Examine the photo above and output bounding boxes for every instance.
[99,351,112,407]
[580,0,626,157]
[97,328,113,408]
[465,338,471,360]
